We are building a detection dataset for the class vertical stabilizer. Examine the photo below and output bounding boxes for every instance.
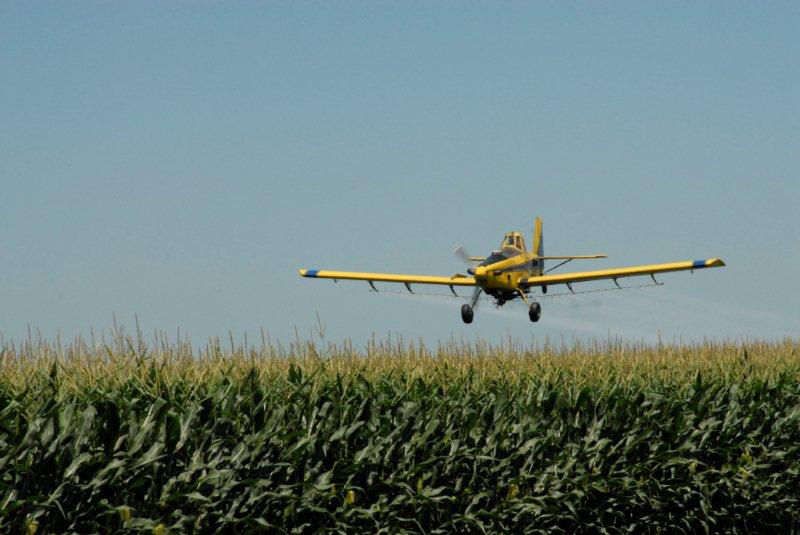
[532,217,543,275]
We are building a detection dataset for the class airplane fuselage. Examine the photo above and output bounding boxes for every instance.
[470,248,541,304]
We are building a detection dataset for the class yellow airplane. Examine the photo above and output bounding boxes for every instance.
[298,217,725,324]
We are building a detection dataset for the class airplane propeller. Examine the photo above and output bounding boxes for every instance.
[453,244,483,308]
[451,243,476,266]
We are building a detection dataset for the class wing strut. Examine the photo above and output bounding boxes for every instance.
[404,282,413,294]
[448,285,458,297]
[368,281,378,292]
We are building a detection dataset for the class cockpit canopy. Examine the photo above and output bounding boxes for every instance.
[501,232,526,252]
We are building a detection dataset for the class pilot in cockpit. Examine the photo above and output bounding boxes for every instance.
[502,233,526,252]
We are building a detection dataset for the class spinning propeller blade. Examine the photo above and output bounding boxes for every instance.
[452,244,474,266]
[453,244,482,308]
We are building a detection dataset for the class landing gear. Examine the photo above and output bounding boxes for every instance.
[461,288,481,324]
[528,301,541,322]
[461,304,474,324]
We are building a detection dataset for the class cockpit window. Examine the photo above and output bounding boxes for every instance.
[480,252,508,266]
[503,234,523,250]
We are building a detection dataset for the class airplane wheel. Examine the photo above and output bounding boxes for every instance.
[529,302,541,322]
[461,304,474,324]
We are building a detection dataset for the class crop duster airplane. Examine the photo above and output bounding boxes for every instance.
[299,217,725,324]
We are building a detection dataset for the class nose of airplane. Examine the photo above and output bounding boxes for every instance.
[473,266,487,279]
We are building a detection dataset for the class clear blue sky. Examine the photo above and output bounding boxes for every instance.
[2,3,798,346]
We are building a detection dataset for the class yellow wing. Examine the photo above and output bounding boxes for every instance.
[520,258,725,288]
[538,255,607,260]
[298,269,478,286]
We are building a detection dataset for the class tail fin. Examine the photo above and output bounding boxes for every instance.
[532,217,543,275]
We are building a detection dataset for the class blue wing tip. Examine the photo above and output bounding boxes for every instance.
[693,258,725,268]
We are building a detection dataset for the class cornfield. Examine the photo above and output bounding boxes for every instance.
[2,329,799,533]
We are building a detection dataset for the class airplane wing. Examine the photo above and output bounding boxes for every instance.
[538,255,607,260]
[298,269,478,287]
[520,258,725,288]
